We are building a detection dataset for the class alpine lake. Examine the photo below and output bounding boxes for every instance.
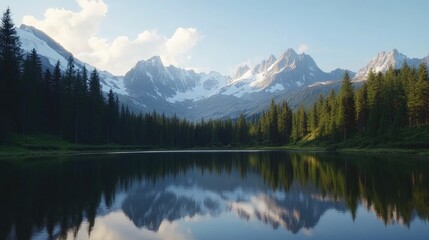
[1,150,429,240]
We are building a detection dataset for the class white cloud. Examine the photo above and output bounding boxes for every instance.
[297,44,309,54]
[68,211,193,240]
[22,0,201,75]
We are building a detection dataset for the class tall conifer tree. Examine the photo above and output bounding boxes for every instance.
[0,8,22,135]
[338,71,355,141]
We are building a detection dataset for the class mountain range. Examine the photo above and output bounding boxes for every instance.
[119,169,347,233]
[16,24,429,120]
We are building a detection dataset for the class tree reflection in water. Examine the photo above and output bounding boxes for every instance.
[0,151,428,239]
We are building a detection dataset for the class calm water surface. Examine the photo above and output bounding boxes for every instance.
[1,151,429,240]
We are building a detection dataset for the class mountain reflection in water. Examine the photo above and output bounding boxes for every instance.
[0,151,428,240]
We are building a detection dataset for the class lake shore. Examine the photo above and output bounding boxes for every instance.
[2,143,429,160]
[2,133,429,159]
[257,145,429,157]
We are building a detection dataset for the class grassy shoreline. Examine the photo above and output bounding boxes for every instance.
[256,144,429,156]
[1,134,429,159]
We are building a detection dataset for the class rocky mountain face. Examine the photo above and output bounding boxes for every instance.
[121,170,346,233]
[220,49,350,98]
[123,56,229,103]
[354,49,422,81]
[17,24,128,96]
[17,25,429,120]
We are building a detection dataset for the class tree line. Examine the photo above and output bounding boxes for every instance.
[1,8,428,147]
[248,63,429,145]
[0,8,250,146]
[0,7,116,144]
[296,64,427,143]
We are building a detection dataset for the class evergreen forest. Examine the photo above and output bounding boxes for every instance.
[1,8,429,148]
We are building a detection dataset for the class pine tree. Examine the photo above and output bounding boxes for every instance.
[355,83,368,133]
[43,68,53,133]
[106,89,118,143]
[63,55,75,96]
[308,102,318,138]
[0,8,22,136]
[327,89,337,136]
[79,65,90,142]
[81,65,89,93]
[88,68,104,143]
[291,111,299,142]
[316,94,327,136]
[390,65,407,128]
[60,56,76,140]
[338,71,355,141]
[408,63,429,126]
[237,112,248,144]
[20,49,42,134]
[367,70,382,135]
[382,66,396,127]
[418,63,429,124]
[278,101,292,143]
[268,99,279,144]
[298,105,307,140]
[51,61,62,136]
[260,111,269,144]
[73,69,85,143]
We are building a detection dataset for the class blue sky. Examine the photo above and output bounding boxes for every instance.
[2,0,429,75]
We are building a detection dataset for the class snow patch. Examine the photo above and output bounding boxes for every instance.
[167,72,229,103]
[18,27,130,97]
[308,81,334,87]
[266,83,285,93]
[99,73,127,95]
[17,28,68,68]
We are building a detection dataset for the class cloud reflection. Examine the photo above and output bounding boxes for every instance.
[64,211,193,240]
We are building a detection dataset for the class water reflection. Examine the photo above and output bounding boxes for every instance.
[0,151,428,239]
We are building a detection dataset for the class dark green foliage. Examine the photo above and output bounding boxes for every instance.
[20,49,43,135]
[0,8,22,136]
[88,68,104,143]
[338,71,355,141]
[278,101,292,144]
[237,113,248,144]
[408,63,429,126]
[106,89,119,143]
[291,105,307,142]
[355,83,368,133]
[250,99,293,145]
[256,67,429,146]
[291,65,429,145]
[1,7,428,148]
[1,152,429,238]
[49,61,62,136]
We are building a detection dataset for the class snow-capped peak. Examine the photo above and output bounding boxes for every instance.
[147,56,163,67]
[267,54,276,63]
[133,56,166,73]
[17,24,128,96]
[252,55,277,75]
[279,48,299,60]
[233,65,251,79]
[265,48,304,74]
[354,49,419,81]
[17,24,70,68]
